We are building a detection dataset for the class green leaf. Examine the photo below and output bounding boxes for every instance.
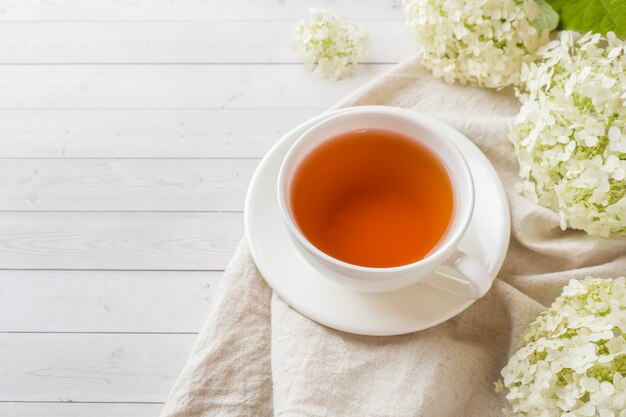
[545,0,626,38]
[532,0,560,33]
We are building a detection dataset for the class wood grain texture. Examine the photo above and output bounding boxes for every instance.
[0,212,242,270]
[0,159,256,211]
[0,0,404,21]
[0,403,164,417]
[0,270,220,332]
[0,333,196,402]
[0,21,414,64]
[0,109,317,158]
[0,64,392,109]
[0,0,406,412]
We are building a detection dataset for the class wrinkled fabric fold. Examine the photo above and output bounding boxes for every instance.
[160,57,626,417]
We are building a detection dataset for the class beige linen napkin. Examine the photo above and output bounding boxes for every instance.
[160,57,626,417]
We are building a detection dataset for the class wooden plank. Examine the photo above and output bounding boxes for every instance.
[0,109,316,158]
[0,403,164,417]
[0,159,256,211]
[0,333,196,402]
[0,64,393,109]
[0,270,220,333]
[0,0,404,21]
[0,21,414,64]
[0,212,242,270]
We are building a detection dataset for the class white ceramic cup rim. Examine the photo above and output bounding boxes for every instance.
[277,107,475,278]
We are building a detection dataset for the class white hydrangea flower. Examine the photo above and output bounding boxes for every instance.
[402,0,552,88]
[293,9,368,80]
[511,31,626,237]
[499,277,626,417]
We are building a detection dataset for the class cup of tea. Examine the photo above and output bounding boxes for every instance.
[277,106,491,298]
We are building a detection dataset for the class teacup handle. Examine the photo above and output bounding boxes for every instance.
[424,249,492,299]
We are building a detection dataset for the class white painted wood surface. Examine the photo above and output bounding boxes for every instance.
[0,1,414,415]
[0,21,411,63]
[0,159,257,211]
[1,271,220,332]
[0,109,319,157]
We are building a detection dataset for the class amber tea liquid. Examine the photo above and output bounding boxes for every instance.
[289,129,454,268]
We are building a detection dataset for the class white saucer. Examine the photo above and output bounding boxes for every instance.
[244,107,510,336]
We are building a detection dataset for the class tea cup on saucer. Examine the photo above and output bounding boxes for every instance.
[277,107,492,298]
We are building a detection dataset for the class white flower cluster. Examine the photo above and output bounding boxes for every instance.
[293,9,368,80]
[500,277,626,417]
[511,32,626,237]
[402,0,550,88]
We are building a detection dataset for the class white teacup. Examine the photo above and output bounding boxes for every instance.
[277,106,491,298]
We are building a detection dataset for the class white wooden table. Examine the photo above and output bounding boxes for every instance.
[0,1,414,415]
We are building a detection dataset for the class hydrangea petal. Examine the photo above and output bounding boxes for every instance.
[499,277,626,416]
[293,9,368,80]
[511,32,626,237]
[402,0,551,89]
